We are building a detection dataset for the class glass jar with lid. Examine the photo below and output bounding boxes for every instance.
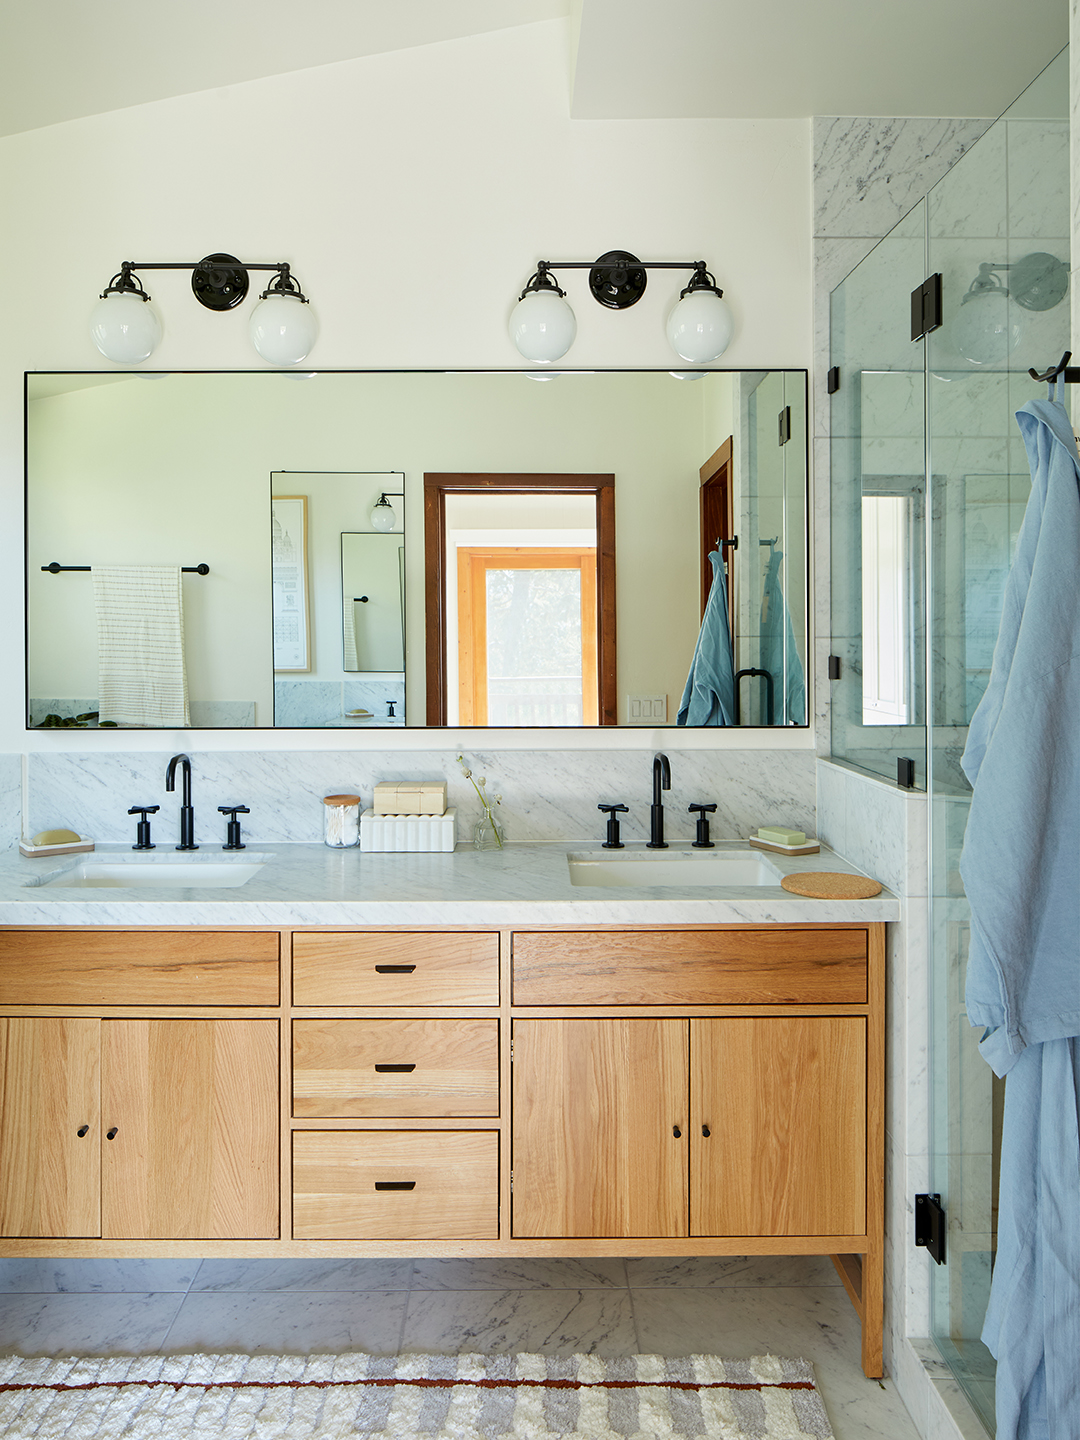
[323,793,361,847]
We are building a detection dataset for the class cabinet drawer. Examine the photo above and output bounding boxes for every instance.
[293,1019,499,1117]
[292,1130,498,1239]
[292,932,499,1006]
[512,929,867,1006]
[0,931,279,1006]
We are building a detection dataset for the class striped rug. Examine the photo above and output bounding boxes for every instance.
[0,1351,833,1438]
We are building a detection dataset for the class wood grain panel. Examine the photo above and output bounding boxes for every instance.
[293,1019,499,1117]
[293,1130,498,1239]
[293,932,499,1006]
[101,1020,278,1239]
[512,930,867,1006]
[512,1019,688,1238]
[0,932,279,1006]
[0,1018,100,1237]
[690,1017,866,1237]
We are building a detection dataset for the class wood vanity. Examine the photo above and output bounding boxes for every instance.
[0,921,884,1376]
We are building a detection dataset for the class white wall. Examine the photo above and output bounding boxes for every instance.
[0,17,812,755]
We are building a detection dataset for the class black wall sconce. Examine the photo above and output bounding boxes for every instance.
[509,249,734,367]
[90,252,317,366]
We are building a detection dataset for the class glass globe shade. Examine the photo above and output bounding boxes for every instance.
[370,502,396,532]
[666,290,734,364]
[89,292,162,363]
[249,293,319,365]
[669,371,707,381]
[509,289,576,364]
[953,292,1020,367]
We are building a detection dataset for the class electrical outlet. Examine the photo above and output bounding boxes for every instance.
[626,694,667,723]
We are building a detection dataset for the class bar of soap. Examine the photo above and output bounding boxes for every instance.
[757,826,806,846]
[32,829,82,845]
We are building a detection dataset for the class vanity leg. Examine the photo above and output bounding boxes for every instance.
[860,1240,884,1378]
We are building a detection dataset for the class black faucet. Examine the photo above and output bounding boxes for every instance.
[647,752,671,849]
[165,753,198,851]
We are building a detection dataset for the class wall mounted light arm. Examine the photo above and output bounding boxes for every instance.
[91,251,317,366]
[370,491,406,532]
[510,250,733,366]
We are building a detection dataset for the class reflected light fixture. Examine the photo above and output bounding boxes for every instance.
[90,253,317,366]
[954,253,1068,367]
[510,250,734,365]
[370,491,405,531]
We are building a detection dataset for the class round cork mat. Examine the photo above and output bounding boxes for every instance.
[781,870,882,899]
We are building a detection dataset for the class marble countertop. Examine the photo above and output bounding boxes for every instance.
[0,839,899,926]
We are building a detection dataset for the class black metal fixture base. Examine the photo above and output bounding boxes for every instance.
[191,253,250,311]
[915,1193,946,1265]
[589,250,648,310]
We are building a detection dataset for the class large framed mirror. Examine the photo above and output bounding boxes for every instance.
[25,369,808,729]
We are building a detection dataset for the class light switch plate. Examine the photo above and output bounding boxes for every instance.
[626,694,667,723]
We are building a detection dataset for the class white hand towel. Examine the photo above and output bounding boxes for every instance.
[92,566,190,727]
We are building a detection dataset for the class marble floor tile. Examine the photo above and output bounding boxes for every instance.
[0,1259,198,1293]
[190,1258,413,1292]
[0,1292,184,1355]
[632,1286,920,1440]
[409,1258,627,1291]
[401,1288,636,1357]
[625,1255,841,1288]
[161,1289,407,1356]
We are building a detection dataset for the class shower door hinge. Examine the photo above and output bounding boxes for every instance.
[510,1169,514,1193]
[911,273,943,342]
[828,655,842,680]
[915,1193,946,1265]
[778,406,791,446]
[897,756,917,789]
[827,366,840,394]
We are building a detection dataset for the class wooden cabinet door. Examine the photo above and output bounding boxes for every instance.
[101,1020,278,1240]
[0,1018,100,1237]
[690,1017,866,1237]
[512,1019,688,1238]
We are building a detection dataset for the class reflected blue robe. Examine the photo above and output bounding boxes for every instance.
[677,551,735,726]
[959,388,1080,1440]
[759,548,806,725]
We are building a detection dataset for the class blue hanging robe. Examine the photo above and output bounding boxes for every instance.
[958,384,1080,1440]
[759,546,806,725]
[677,551,736,726]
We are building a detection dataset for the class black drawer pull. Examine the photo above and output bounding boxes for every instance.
[374,1063,416,1073]
[76,1125,89,1137]
[106,1127,118,1140]
[375,964,416,974]
[374,1181,416,1191]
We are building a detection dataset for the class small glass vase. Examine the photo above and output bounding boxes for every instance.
[474,813,505,851]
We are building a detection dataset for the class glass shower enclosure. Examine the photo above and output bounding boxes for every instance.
[829,50,1070,1435]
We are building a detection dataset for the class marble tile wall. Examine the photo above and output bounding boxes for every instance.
[25,747,816,849]
[0,754,21,848]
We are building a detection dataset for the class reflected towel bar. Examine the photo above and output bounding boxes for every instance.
[42,563,210,574]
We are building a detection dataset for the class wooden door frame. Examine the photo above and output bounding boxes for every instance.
[424,473,617,726]
[699,438,735,627]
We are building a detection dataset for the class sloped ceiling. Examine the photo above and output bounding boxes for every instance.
[0,0,1067,138]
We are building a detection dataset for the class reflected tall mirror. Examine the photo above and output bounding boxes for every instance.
[25,370,808,729]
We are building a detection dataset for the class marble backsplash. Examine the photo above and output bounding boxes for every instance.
[25,748,817,850]
[0,755,20,848]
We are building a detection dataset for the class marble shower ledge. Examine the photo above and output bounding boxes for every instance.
[0,841,898,927]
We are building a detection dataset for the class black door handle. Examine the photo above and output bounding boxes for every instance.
[106,1127,118,1140]
[76,1125,89,1137]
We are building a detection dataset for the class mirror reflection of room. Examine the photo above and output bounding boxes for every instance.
[25,370,807,730]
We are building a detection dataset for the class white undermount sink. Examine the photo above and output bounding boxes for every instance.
[567,847,782,888]
[30,855,271,889]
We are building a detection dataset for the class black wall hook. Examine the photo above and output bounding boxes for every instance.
[1029,350,1080,384]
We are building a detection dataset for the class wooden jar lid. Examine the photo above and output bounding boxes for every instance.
[323,794,361,806]
[780,871,882,899]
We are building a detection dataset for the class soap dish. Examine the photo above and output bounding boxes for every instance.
[19,837,95,858]
[748,835,820,856]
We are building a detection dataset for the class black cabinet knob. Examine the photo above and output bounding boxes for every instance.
[76,1125,89,1137]
[672,1125,682,1138]
[702,1124,711,1137]
[106,1127,118,1140]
